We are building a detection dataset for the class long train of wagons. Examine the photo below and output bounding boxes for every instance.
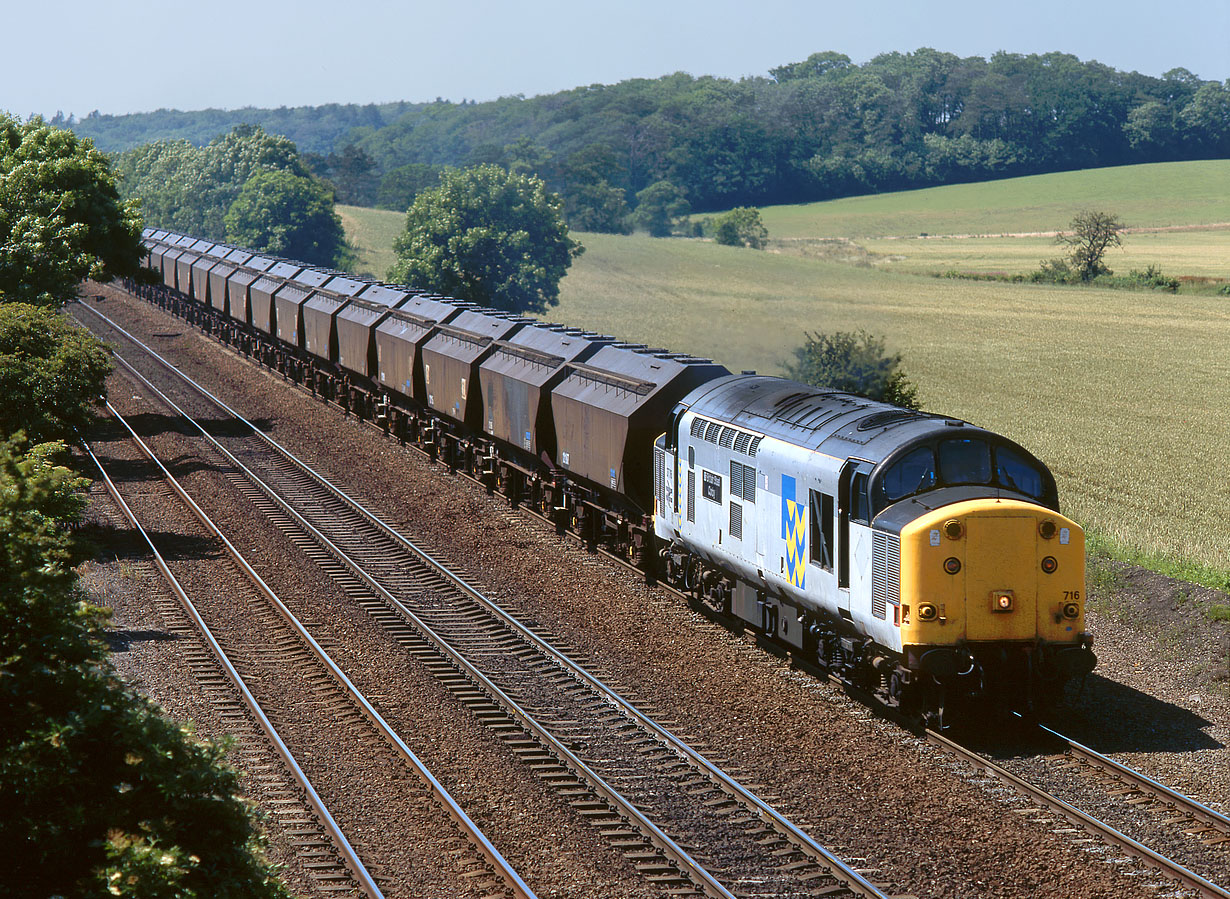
[127,229,1097,724]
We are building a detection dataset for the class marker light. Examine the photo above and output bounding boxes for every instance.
[918,603,939,621]
[1063,602,1081,619]
[1039,520,1057,540]
[991,591,1014,612]
[943,557,962,575]
[1041,556,1058,574]
[944,519,963,540]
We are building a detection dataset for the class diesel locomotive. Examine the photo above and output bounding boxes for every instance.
[129,229,1096,724]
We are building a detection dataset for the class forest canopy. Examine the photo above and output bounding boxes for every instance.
[75,49,1230,229]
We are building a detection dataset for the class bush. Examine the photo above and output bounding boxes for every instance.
[787,329,920,409]
[1123,265,1180,292]
[711,207,768,249]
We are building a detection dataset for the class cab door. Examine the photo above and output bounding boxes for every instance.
[837,460,874,614]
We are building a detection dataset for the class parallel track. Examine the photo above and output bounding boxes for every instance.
[79,297,895,898]
[87,400,535,899]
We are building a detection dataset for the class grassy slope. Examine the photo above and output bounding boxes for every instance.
[339,163,1230,578]
[337,205,403,279]
[760,160,1230,238]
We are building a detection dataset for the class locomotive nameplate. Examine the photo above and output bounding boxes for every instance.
[702,470,722,503]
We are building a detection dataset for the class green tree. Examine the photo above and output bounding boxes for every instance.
[387,164,583,314]
[224,169,353,268]
[0,436,288,899]
[711,206,768,248]
[787,329,920,409]
[628,180,689,237]
[376,162,442,210]
[0,303,112,442]
[1057,209,1124,280]
[0,115,146,306]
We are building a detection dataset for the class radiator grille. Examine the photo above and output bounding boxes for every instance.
[687,470,695,522]
[872,532,902,620]
[654,446,666,516]
[729,502,742,539]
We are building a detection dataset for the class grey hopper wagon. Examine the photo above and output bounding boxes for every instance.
[208,250,254,316]
[273,268,331,348]
[248,261,302,333]
[551,345,730,510]
[335,284,413,378]
[300,276,368,363]
[223,255,275,326]
[374,296,470,404]
[159,245,187,291]
[478,324,612,461]
[421,309,528,430]
[175,240,216,303]
[188,242,231,307]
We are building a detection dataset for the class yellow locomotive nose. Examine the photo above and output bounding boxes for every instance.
[899,499,1086,649]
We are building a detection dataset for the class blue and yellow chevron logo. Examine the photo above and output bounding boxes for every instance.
[781,475,806,589]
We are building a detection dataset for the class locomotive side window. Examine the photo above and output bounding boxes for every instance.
[809,490,834,571]
[881,446,936,502]
[994,444,1045,499]
[851,472,870,524]
[939,438,992,485]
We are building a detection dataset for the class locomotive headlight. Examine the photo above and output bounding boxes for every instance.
[918,603,939,621]
[1062,601,1081,619]
[1041,556,1058,574]
[1039,519,1057,540]
[991,590,1014,612]
[944,519,963,540]
[943,557,962,575]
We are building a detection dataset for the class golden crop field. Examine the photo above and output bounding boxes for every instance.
[339,163,1230,584]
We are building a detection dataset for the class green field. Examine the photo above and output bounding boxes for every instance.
[339,163,1230,583]
[759,160,1230,238]
[338,204,403,278]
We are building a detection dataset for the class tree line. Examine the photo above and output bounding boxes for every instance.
[73,49,1230,230]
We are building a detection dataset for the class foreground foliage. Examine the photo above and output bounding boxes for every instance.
[388,164,583,314]
[0,115,146,306]
[0,436,288,899]
[0,303,113,443]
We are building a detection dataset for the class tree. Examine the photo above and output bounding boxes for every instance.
[0,303,113,443]
[628,180,689,237]
[0,436,288,899]
[1056,210,1124,280]
[0,115,146,306]
[376,162,442,210]
[224,169,354,269]
[387,164,583,314]
[787,329,920,409]
[712,207,768,248]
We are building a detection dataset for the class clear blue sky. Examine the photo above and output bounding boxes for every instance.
[5,0,1228,118]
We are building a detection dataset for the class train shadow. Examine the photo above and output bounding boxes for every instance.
[78,517,223,565]
[105,629,183,653]
[1045,672,1223,753]
[93,410,276,442]
[954,673,1221,756]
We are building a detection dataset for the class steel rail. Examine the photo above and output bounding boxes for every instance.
[926,728,1230,899]
[93,400,537,899]
[81,438,385,899]
[81,290,891,899]
[1029,717,1230,840]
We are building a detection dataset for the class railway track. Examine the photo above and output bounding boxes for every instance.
[80,297,898,898]
[928,724,1230,899]
[85,401,534,899]
[80,290,1230,898]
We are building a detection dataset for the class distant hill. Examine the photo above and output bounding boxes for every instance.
[66,101,419,155]
[73,49,1230,221]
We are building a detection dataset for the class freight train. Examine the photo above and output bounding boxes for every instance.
[128,229,1096,724]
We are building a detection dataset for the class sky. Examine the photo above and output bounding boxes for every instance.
[5,0,1228,118]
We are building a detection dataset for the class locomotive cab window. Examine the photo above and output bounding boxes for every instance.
[851,472,870,524]
[939,438,992,486]
[880,446,936,503]
[994,444,1046,500]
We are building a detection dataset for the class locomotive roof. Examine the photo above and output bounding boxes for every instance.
[680,374,1000,466]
